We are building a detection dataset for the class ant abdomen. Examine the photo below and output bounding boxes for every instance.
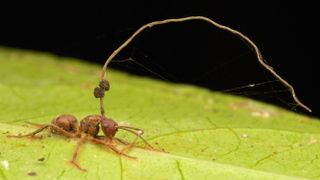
[51,114,78,134]
[100,118,118,140]
[79,115,102,137]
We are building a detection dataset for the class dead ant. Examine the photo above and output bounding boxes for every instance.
[8,113,153,171]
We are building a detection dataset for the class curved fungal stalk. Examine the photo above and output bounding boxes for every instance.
[98,16,311,113]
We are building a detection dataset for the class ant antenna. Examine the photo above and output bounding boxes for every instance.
[96,16,311,114]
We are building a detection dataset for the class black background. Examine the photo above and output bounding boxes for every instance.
[0,2,318,118]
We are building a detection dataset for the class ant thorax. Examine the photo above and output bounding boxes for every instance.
[79,115,103,137]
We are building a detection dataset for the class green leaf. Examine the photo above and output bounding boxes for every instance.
[0,47,320,179]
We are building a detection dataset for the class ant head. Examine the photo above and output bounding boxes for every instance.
[80,115,103,137]
[100,118,118,140]
[52,114,78,133]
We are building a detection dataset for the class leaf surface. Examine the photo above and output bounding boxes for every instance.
[0,47,320,179]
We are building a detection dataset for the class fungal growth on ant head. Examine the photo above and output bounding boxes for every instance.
[93,79,110,117]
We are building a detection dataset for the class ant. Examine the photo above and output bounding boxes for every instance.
[8,113,153,171]
[8,80,154,171]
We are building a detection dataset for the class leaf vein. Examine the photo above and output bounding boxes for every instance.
[175,160,185,180]
[0,167,7,180]
[119,157,123,180]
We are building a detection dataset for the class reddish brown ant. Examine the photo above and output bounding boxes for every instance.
[8,34,160,171]
[8,113,153,171]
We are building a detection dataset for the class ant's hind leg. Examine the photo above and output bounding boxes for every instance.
[70,134,87,172]
[25,121,45,128]
[7,125,50,138]
[48,124,78,138]
[7,124,77,139]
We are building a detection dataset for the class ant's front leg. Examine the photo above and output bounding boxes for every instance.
[114,137,131,145]
[94,135,123,146]
[119,126,154,149]
[88,136,136,159]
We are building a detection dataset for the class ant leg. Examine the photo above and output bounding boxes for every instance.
[119,126,154,149]
[94,135,107,140]
[120,136,139,154]
[89,137,136,159]
[95,136,131,145]
[115,137,130,145]
[25,121,45,127]
[7,124,77,138]
[70,134,87,172]
[92,136,122,145]
[7,125,50,138]
[48,124,78,138]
